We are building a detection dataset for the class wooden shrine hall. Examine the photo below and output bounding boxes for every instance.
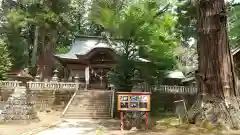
[54,36,150,90]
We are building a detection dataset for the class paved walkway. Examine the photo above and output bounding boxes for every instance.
[35,119,106,135]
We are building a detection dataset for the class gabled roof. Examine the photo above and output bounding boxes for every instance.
[54,36,150,62]
[55,37,111,59]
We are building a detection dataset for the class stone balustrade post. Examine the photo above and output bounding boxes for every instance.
[68,76,72,82]
[74,75,79,91]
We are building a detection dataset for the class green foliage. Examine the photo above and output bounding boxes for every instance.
[92,0,178,89]
[1,0,72,71]
[56,45,70,54]
[175,0,196,44]
[229,4,240,48]
[0,39,12,80]
[108,55,135,91]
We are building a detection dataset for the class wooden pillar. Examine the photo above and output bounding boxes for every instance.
[85,66,90,90]
[145,112,149,130]
[120,111,124,131]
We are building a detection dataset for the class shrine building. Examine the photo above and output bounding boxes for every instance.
[54,36,150,90]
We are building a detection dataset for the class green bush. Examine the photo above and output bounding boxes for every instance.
[0,39,12,80]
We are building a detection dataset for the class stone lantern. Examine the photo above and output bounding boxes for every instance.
[51,69,59,82]
[74,74,79,83]
[34,74,41,82]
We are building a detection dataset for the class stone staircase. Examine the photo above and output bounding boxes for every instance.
[62,90,113,119]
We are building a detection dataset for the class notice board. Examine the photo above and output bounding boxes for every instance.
[117,92,151,111]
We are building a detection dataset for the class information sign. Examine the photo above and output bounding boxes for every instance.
[117,92,151,111]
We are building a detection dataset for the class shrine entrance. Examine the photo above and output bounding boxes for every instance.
[89,67,111,89]
[86,48,116,90]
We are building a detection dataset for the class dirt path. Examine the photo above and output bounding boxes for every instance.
[6,116,240,135]
[0,111,61,135]
[34,119,104,135]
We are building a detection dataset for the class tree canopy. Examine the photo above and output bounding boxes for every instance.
[90,0,178,90]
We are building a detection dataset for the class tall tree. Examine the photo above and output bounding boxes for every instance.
[190,0,240,128]
[0,0,72,79]
[0,38,12,80]
[92,0,177,90]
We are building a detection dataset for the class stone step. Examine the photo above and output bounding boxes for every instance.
[63,90,113,119]
[70,103,111,106]
[67,109,110,112]
[67,105,110,108]
[63,114,111,118]
[75,93,111,95]
[66,109,110,113]
[66,111,110,114]
[64,112,110,114]
[68,105,110,108]
[62,115,111,119]
[75,95,111,97]
[64,111,110,115]
[72,98,111,102]
[69,104,110,107]
[73,98,111,102]
[70,102,111,105]
[74,97,111,100]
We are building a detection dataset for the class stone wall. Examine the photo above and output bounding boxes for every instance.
[28,90,74,111]
[0,89,13,101]
[0,88,74,111]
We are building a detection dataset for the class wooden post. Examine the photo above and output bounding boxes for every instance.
[120,111,124,131]
[145,112,149,130]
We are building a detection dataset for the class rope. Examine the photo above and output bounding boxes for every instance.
[89,67,113,86]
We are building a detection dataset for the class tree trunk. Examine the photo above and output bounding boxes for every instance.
[189,0,240,129]
[38,29,57,81]
[31,26,39,68]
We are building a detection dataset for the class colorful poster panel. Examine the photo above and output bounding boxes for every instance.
[120,96,128,101]
[139,95,148,102]
[130,96,139,102]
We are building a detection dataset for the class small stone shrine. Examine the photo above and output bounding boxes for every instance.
[0,68,37,121]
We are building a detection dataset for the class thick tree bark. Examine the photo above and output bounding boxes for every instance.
[189,0,240,129]
[38,29,57,80]
[31,26,39,68]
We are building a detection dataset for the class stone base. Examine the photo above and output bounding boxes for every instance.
[0,86,37,121]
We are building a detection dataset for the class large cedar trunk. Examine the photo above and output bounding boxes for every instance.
[38,29,57,80]
[189,0,240,128]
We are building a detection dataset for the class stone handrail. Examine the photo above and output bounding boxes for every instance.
[61,88,78,116]
[0,81,21,89]
[110,90,115,118]
[154,85,197,94]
